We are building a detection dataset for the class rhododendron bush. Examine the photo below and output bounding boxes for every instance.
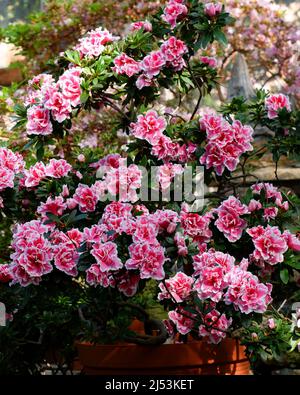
[1,0,300,374]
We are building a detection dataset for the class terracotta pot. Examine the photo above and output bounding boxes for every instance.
[76,338,250,375]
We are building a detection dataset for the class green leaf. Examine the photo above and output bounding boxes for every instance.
[213,29,228,46]
[280,268,289,284]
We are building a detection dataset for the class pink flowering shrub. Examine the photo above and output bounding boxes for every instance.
[1,0,300,370]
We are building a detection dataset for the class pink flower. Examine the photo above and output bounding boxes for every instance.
[37,196,67,222]
[26,106,53,136]
[247,225,288,265]
[140,50,166,79]
[136,74,154,90]
[132,215,158,244]
[9,221,53,285]
[224,266,273,314]
[174,232,188,256]
[0,264,13,283]
[248,199,262,212]
[44,89,72,123]
[193,250,235,276]
[268,318,276,329]
[91,242,123,272]
[129,21,152,32]
[162,0,188,28]
[58,68,82,107]
[45,159,72,178]
[199,310,232,344]
[73,184,98,212]
[83,224,108,244]
[283,230,300,252]
[75,27,118,58]
[0,167,14,191]
[130,110,166,145]
[199,56,218,68]
[116,272,140,297]
[104,164,142,203]
[53,242,79,276]
[193,250,235,302]
[86,264,115,287]
[200,114,253,175]
[126,241,166,280]
[204,3,223,18]
[0,147,25,173]
[215,197,248,242]
[23,162,47,188]
[180,211,213,243]
[168,308,194,335]
[154,209,179,234]
[263,207,278,222]
[157,163,184,190]
[160,37,187,71]
[158,272,194,303]
[113,53,140,77]
[265,94,291,119]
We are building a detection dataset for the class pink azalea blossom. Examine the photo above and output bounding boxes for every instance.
[23,162,47,188]
[224,265,273,314]
[199,310,232,344]
[0,168,14,191]
[0,264,13,283]
[130,110,166,145]
[199,56,218,68]
[116,272,140,297]
[263,207,278,222]
[158,272,194,303]
[265,94,291,119]
[58,67,82,107]
[126,241,166,280]
[157,163,184,190]
[247,225,288,265]
[113,53,140,77]
[136,74,154,90]
[140,50,166,79]
[44,89,72,122]
[0,147,25,174]
[26,106,53,136]
[283,230,300,252]
[75,27,118,58]
[215,197,248,242]
[174,232,188,256]
[91,242,123,272]
[73,184,98,212]
[37,196,67,222]
[200,114,253,175]
[168,308,195,335]
[129,21,152,32]
[45,159,72,178]
[86,264,115,287]
[83,224,109,244]
[180,210,213,243]
[204,3,223,18]
[160,36,187,71]
[162,0,188,28]
[53,242,79,276]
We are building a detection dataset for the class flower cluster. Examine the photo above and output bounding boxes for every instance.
[23,159,72,188]
[26,68,82,135]
[199,113,254,175]
[265,94,291,119]
[75,27,118,58]
[0,147,24,192]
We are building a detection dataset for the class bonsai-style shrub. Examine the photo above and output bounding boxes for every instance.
[0,0,300,374]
